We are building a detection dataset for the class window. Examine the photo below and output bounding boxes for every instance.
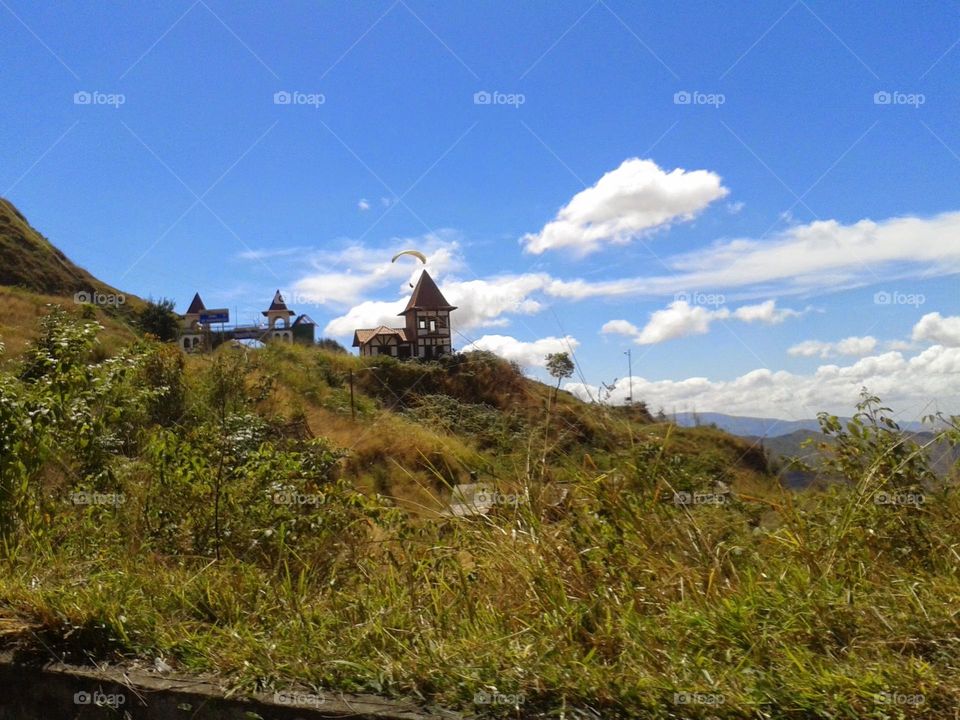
[429,320,437,333]
[418,319,426,329]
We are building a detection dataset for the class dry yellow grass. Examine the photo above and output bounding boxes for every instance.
[0,287,138,360]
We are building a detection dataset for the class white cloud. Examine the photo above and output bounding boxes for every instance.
[439,274,550,331]
[788,336,878,358]
[602,299,805,345]
[464,334,579,368]
[731,299,803,324]
[566,344,960,418]
[358,198,371,211]
[836,336,878,356]
[322,273,553,337]
[521,158,729,255]
[600,319,641,337]
[323,299,406,336]
[633,301,717,344]
[886,339,914,352]
[544,211,960,300]
[293,233,463,307]
[912,312,960,347]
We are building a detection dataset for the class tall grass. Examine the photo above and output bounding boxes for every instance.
[0,311,957,718]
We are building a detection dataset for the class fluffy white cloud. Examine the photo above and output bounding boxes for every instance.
[439,274,550,331]
[358,198,371,211]
[731,299,803,324]
[545,211,960,299]
[464,334,579,368]
[788,336,878,358]
[600,319,641,337]
[632,301,716,344]
[566,344,960,418]
[293,233,463,307]
[912,312,960,347]
[602,299,805,345]
[521,158,728,255]
[323,299,406,336]
[323,273,553,337]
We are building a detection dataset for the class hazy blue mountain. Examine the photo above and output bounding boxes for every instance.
[670,412,929,437]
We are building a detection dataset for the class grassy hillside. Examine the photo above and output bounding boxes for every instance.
[0,198,144,359]
[1,309,957,718]
[0,198,126,298]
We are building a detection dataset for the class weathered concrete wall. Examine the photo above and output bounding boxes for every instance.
[0,654,458,720]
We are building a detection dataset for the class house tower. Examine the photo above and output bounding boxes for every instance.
[399,270,457,360]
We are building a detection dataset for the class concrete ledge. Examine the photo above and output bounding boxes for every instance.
[0,652,462,720]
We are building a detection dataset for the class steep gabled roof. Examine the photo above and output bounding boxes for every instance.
[399,271,456,315]
[292,314,315,327]
[352,325,409,346]
[185,292,206,315]
[262,290,294,316]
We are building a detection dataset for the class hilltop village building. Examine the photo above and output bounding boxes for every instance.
[352,270,457,359]
[178,291,316,351]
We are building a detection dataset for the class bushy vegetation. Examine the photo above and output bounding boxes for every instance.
[0,310,958,718]
[135,297,179,341]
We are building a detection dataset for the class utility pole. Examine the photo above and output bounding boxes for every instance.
[349,369,355,420]
[624,349,633,404]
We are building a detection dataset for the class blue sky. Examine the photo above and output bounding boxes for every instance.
[2,1,959,420]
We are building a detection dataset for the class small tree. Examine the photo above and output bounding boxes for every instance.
[545,352,575,402]
[137,298,179,342]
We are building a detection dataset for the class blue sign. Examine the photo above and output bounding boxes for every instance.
[199,309,230,324]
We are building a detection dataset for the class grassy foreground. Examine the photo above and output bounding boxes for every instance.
[1,310,959,718]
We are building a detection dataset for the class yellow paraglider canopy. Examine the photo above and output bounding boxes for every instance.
[391,249,427,264]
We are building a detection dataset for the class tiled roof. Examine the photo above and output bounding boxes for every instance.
[400,271,456,314]
[352,325,409,346]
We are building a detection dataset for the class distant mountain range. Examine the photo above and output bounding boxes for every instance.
[670,412,930,437]
[668,413,957,486]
